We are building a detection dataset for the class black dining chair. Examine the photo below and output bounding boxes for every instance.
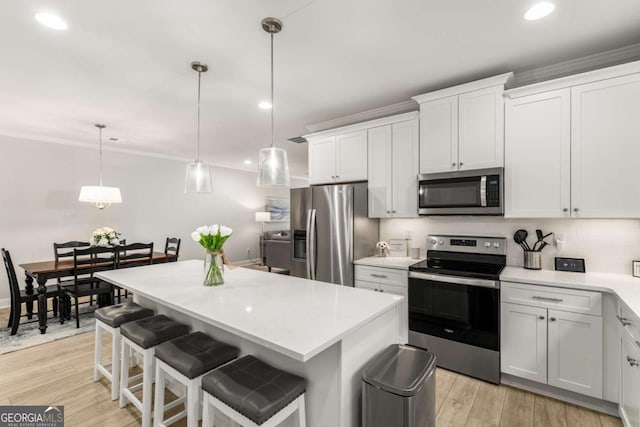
[114,242,153,303]
[53,241,92,305]
[164,237,180,261]
[2,248,65,335]
[63,246,116,328]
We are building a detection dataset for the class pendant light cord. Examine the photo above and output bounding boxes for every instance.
[270,33,275,148]
[98,126,103,187]
[197,69,202,161]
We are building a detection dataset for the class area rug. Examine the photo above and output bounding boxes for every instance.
[0,303,111,355]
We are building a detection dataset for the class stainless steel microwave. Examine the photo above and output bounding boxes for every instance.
[418,167,503,216]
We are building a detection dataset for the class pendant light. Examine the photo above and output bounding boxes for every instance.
[184,61,213,193]
[78,123,122,209]
[257,17,291,188]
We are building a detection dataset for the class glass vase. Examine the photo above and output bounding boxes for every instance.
[204,251,224,286]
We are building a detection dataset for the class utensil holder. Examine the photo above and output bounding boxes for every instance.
[523,251,541,270]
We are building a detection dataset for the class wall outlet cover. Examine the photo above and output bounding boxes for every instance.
[633,260,640,278]
[555,257,586,273]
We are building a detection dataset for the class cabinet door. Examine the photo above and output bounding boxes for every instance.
[308,137,336,185]
[501,303,547,384]
[336,130,367,182]
[419,96,458,173]
[458,85,504,170]
[367,126,392,218]
[571,73,640,218]
[547,310,603,398]
[380,283,408,344]
[504,89,571,218]
[391,119,419,217]
[620,332,640,427]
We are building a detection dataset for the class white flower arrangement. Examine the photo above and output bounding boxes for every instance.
[192,224,233,286]
[91,227,122,247]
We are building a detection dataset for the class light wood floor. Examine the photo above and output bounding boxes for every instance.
[0,306,624,427]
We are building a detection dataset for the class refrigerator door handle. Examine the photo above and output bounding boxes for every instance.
[305,209,312,279]
[310,208,317,280]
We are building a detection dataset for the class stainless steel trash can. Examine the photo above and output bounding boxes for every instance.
[362,344,436,427]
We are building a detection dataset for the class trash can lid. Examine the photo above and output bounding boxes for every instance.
[362,344,436,397]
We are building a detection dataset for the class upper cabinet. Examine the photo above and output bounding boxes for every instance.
[413,73,512,174]
[308,131,366,185]
[368,119,419,218]
[505,61,640,218]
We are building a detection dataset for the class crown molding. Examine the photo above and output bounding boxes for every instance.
[412,72,513,104]
[303,111,418,140]
[304,100,417,134]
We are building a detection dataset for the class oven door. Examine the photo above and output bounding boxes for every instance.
[418,167,503,215]
[408,272,500,351]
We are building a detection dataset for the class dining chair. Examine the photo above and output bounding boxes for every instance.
[164,237,181,261]
[114,242,153,303]
[53,241,92,308]
[2,248,65,335]
[63,246,116,328]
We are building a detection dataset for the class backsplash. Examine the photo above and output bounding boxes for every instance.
[380,218,640,275]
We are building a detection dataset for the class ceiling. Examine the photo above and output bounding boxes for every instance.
[2,0,640,177]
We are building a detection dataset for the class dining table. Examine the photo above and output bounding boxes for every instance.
[19,251,177,334]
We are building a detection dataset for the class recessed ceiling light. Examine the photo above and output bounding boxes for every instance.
[524,2,555,21]
[258,101,272,109]
[34,12,68,30]
[243,159,253,165]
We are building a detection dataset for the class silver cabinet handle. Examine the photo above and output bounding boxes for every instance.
[538,316,545,320]
[392,210,396,213]
[459,162,464,167]
[386,211,390,214]
[379,288,384,293]
[532,296,564,302]
[627,356,639,367]
[574,208,579,212]
[618,316,632,327]
[563,208,568,212]
[550,317,556,322]
[371,274,388,278]
[451,162,456,167]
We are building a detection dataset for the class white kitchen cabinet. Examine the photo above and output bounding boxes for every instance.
[547,309,603,398]
[367,119,419,218]
[505,89,571,218]
[355,265,409,343]
[413,73,512,174]
[571,73,640,218]
[308,131,367,185]
[501,303,548,384]
[620,330,640,427]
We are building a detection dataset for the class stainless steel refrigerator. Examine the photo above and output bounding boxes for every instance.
[290,183,379,285]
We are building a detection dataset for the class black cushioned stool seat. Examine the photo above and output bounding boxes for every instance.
[120,314,188,349]
[155,331,240,379]
[95,302,154,328]
[202,355,306,425]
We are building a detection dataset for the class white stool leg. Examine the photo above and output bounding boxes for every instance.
[119,339,131,408]
[93,322,102,381]
[201,393,213,427]
[153,362,166,426]
[297,394,306,427]
[111,327,121,401]
[141,348,154,427]
[186,378,200,427]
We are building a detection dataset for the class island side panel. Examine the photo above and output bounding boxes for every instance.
[340,303,402,427]
[134,294,342,427]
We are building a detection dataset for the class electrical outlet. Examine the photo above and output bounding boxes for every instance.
[633,260,640,278]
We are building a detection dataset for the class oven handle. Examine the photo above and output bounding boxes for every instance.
[409,271,500,289]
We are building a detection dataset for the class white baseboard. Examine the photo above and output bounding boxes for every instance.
[0,298,9,309]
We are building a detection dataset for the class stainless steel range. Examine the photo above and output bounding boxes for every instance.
[408,235,506,384]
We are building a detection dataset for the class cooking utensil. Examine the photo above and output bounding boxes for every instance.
[514,229,531,251]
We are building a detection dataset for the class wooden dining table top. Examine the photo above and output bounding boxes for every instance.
[20,252,177,275]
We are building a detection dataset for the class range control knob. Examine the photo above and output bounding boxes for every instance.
[484,242,491,248]
[439,240,444,245]
[493,242,501,248]
[430,239,437,245]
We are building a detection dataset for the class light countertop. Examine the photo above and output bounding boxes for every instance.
[354,256,424,270]
[96,260,402,362]
[501,266,640,319]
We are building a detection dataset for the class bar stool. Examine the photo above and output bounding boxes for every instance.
[153,331,240,427]
[201,355,307,427]
[94,302,154,400]
[120,315,189,427]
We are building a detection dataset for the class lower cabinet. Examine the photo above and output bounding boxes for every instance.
[501,282,603,399]
[620,331,640,427]
[355,265,408,344]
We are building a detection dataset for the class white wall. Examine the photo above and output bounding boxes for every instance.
[381,217,640,274]
[0,135,306,304]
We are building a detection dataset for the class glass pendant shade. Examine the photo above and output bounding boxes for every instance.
[78,185,122,210]
[184,160,213,193]
[257,147,290,187]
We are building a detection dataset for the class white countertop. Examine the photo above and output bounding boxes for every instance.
[354,256,424,270]
[96,260,402,362]
[501,266,640,319]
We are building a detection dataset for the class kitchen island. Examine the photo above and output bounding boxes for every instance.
[96,260,403,427]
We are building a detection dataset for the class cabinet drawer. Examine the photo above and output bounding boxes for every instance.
[501,281,602,316]
[355,266,407,287]
[619,302,640,340]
